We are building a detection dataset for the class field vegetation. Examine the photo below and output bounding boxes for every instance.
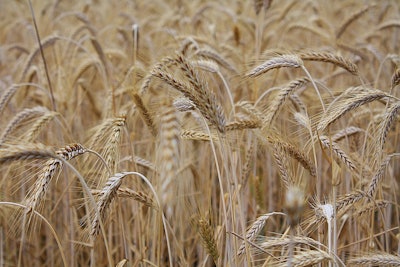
[0,0,400,266]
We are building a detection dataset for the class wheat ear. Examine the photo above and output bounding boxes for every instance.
[158,104,180,194]
[0,106,48,145]
[132,93,157,137]
[237,212,285,256]
[391,68,400,89]
[336,4,375,39]
[348,253,400,266]
[196,218,219,264]
[152,62,226,133]
[366,154,392,199]
[91,172,126,236]
[246,54,303,77]
[263,77,309,125]
[275,249,332,267]
[319,135,356,172]
[299,51,359,75]
[317,89,389,132]
[377,101,400,150]
[24,144,86,213]
[175,54,226,133]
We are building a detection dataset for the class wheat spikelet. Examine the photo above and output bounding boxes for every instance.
[335,190,365,212]
[192,59,219,73]
[180,130,218,142]
[260,236,322,250]
[173,97,195,112]
[195,48,237,73]
[178,37,199,56]
[319,135,357,172]
[24,144,86,213]
[19,35,59,82]
[317,89,389,132]
[91,172,127,236]
[240,139,254,186]
[263,77,309,125]
[159,104,180,194]
[72,57,102,85]
[175,54,226,133]
[0,85,18,115]
[275,249,332,267]
[392,68,400,89]
[367,155,392,199]
[246,54,303,78]
[0,146,56,164]
[377,101,400,150]
[132,93,157,137]
[289,94,307,113]
[353,200,389,218]
[23,111,58,142]
[152,60,226,133]
[272,144,292,188]
[272,138,316,177]
[196,218,219,264]
[299,51,359,75]
[139,57,176,95]
[236,101,265,122]
[114,188,155,208]
[336,4,375,39]
[377,20,400,31]
[88,116,126,180]
[348,252,400,266]
[331,126,363,142]
[225,119,261,131]
[237,212,283,256]
[0,106,48,145]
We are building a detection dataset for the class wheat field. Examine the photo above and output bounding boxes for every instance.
[0,0,400,266]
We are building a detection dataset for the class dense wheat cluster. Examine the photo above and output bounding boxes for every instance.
[1,0,400,266]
